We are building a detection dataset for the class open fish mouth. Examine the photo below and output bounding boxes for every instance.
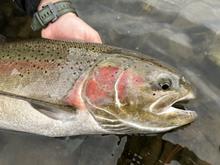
[167,95,198,127]
[159,92,197,116]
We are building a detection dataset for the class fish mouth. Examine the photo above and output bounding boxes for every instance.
[161,92,197,118]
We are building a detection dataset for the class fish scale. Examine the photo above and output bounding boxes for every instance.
[0,39,111,105]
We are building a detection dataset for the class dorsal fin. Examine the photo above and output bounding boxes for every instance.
[0,91,76,121]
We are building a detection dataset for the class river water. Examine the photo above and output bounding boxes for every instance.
[0,0,220,164]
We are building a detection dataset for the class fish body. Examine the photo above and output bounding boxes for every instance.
[0,39,197,137]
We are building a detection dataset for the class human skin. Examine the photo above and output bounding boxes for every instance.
[38,0,102,43]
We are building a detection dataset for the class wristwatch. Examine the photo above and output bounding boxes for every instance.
[31,0,78,31]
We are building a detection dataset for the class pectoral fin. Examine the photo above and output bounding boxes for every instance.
[29,101,76,121]
[0,91,76,121]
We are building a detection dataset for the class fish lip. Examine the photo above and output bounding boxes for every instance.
[159,91,197,118]
[174,91,195,103]
[170,91,196,110]
[149,91,196,114]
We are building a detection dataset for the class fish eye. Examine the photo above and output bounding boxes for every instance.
[158,78,172,90]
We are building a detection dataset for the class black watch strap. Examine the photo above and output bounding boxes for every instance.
[31,1,78,31]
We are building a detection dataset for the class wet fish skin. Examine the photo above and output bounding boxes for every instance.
[0,39,197,137]
[0,39,107,105]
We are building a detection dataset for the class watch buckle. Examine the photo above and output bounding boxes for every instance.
[44,3,59,22]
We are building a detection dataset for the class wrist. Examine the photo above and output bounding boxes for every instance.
[32,0,78,31]
[41,12,77,39]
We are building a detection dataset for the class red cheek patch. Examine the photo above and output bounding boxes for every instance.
[85,66,120,103]
[66,66,144,109]
[85,66,144,104]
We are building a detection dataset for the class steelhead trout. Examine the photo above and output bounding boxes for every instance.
[0,39,197,137]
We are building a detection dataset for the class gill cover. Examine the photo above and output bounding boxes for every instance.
[81,55,158,133]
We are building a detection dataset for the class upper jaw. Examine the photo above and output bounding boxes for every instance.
[149,90,196,114]
[176,91,195,101]
[158,91,198,124]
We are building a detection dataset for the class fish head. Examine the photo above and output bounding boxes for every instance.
[73,54,197,134]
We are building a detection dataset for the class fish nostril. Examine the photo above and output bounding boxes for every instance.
[179,76,186,85]
[181,76,186,82]
[180,76,191,88]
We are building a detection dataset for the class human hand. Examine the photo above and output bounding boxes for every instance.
[38,0,102,43]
